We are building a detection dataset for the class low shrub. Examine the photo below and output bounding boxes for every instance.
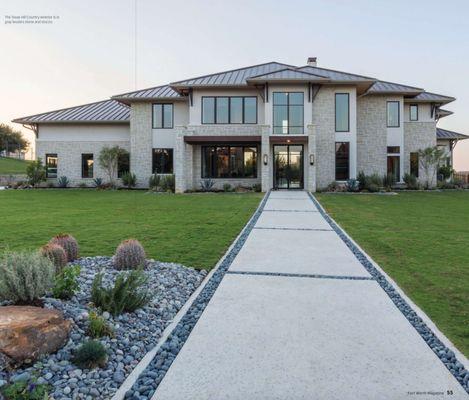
[403,173,419,190]
[91,269,150,316]
[26,158,46,187]
[200,179,215,192]
[367,183,380,193]
[52,265,81,300]
[57,176,70,188]
[49,233,79,262]
[113,239,146,270]
[47,181,55,189]
[438,165,453,181]
[78,182,88,188]
[148,174,160,190]
[87,310,114,338]
[121,172,137,189]
[160,174,175,192]
[252,183,262,192]
[326,181,338,192]
[382,173,396,190]
[223,183,232,192]
[93,177,104,189]
[357,171,367,191]
[72,340,107,369]
[40,243,67,273]
[1,378,49,400]
[345,179,359,192]
[0,251,54,304]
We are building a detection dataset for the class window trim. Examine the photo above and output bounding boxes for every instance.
[272,91,304,135]
[81,153,94,179]
[152,148,174,174]
[201,96,258,125]
[335,142,350,181]
[387,101,400,128]
[409,104,419,121]
[201,145,258,179]
[335,93,350,132]
[45,153,58,179]
[152,103,174,129]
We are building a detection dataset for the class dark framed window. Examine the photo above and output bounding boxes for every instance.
[273,92,304,134]
[409,104,418,121]
[118,152,130,178]
[45,154,58,178]
[202,145,258,178]
[152,104,173,129]
[387,156,400,181]
[387,101,400,127]
[335,93,350,132]
[410,152,419,177]
[152,148,173,174]
[335,142,350,180]
[81,154,94,178]
[387,146,400,154]
[201,97,257,124]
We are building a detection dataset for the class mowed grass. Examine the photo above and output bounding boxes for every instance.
[0,190,263,270]
[316,191,469,356]
[0,157,30,175]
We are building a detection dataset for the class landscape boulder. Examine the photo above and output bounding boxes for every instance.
[0,306,71,368]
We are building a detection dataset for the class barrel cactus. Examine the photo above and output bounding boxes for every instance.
[40,243,68,273]
[113,239,146,270]
[49,233,79,262]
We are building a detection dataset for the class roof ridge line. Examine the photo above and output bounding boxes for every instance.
[298,65,376,80]
[246,67,330,80]
[112,84,172,98]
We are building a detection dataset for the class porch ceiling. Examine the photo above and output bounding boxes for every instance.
[269,135,308,144]
[184,135,261,144]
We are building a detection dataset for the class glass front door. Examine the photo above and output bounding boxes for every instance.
[274,145,304,189]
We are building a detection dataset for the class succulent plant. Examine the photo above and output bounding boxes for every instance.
[40,243,68,273]
[49,233,79,262]
[113,239,146,270]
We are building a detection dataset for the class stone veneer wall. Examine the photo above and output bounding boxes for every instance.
[356,95,387,176]
[312,86,335,189]
[404,121,437,185]
[36,140,130,186]
[130,103,153,187]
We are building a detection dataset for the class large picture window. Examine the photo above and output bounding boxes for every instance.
[81,154,94,178]
[387,101,400,127]
[152,104,173,129]
[335,93,350,132]
[118,152,130,178]
[273,92,304,134]
[152,148,173,174]
[335,142,349,180]
[202,97,257,124]
[410,152,419,177]
[387,156,400,181]
[45,154,58,178]
[202,146,257,178]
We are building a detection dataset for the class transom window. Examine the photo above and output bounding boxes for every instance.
[387,146,400,154]
[152,148,174,174]
[81,154,94,178]
[335,93,350,132]
[409,104,418,121]
[335,142,350,181]
[202,146,257,178]
[45,154,57,178]
[202,97,257,124]
[273,92,304,134]
[387,101,400,127]
[152,104,173,129]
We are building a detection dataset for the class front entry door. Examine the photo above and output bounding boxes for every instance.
[274,145,304,189]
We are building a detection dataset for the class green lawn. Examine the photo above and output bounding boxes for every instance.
[0,157,30,175]
[316,191,469,356]
[0,190,263,270]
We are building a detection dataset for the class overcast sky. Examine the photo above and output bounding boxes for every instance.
[1,0,468,169]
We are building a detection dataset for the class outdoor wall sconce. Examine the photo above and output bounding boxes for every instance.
[309,154,315,165]
[263,154,268,165]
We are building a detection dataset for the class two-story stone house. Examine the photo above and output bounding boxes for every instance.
[13,58,468,191]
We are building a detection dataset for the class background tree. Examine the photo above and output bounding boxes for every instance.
[0,124,29,155]
[418,146,444,189]
[98,146,128,187]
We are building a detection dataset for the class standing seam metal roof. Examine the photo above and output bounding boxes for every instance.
[436,128,468,140]
[112,85,182,100]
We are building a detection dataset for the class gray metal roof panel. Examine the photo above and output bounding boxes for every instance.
[436,128,468,140]
[112,85,183,100]
[412,92,455,103]
[298,65,375,81]
[12,99,130,124]
[367,80,423,94]
[247,68,329,81]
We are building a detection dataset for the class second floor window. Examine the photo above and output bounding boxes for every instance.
[273,92,304,134]
[202,97,257,124]
[409,104,418,121]
[335,93,350,132]
[152,104,173,129]
[387,101,400,127]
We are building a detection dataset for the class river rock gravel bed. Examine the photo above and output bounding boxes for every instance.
[0,257,206,399]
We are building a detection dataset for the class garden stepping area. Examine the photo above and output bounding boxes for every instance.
[148,191,468,400]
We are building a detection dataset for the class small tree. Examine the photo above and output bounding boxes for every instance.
[418,146,444,189]
[26,158,46,187]
[98,146,128,187]
[0,124,29,154]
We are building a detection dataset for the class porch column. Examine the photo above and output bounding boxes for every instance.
[261,125,271,192]
[306,124,317,192]
[175,127,191,193]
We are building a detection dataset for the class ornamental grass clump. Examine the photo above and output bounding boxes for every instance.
[87,310,114,338]
[113,239,146,270]
[72,340,108,369]
[0,251,54,304]
[49,233,79,262]
[40,243,68,273]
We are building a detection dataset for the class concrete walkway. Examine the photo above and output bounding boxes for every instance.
[152,191,468,400]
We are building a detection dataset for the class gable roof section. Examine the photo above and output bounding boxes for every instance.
[12,99,129,124]
[410,91,455,104]
[112,84,183,103]
[366,80,423,95]
[246,68,330,83]
[436,127,468,140]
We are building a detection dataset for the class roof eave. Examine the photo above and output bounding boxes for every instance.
[12,119,129,125]
[111,96,187,104]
